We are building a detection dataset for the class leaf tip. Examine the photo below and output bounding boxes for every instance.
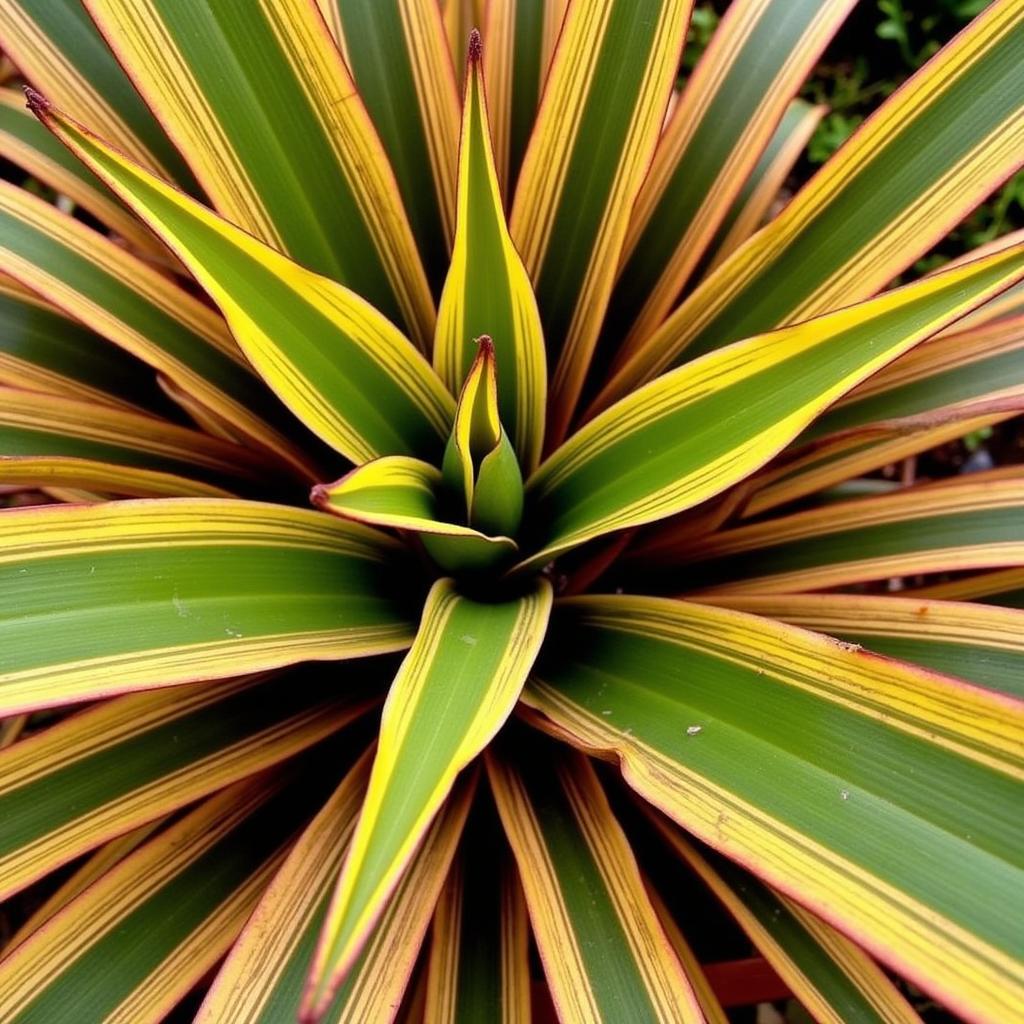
[23,86,50,119]
[468,28,482,65]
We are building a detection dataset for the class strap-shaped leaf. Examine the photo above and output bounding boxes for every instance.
[680,474,1024,594]
[709,593,1024,699]
[602,0,1024,405]
[313,456,518,574]
[423,811,531,1024]
[526,596,1024,1023]
[743,412,1012,518]
[0,772,319,1023]
[0,178,311,476]
[317,0,460,289]
[647,812,921,1024]
[0,87,165,260]
[6,818,167,950]
[699,99,827,277]
[914,566,1024,605]
[434,34,546,470]
[303,578,551,1019]
[0,0,197,188]
[808,312,1024,441]
[518,243,1024,572]
[482,0,567,199]
[606,0,853,360]
[646,888,729,1024]
[0,667,378,901]
[84,0,435,347]
[0,385,271,498]
[36,100,456,467]
[0,276,164,412]
[200,765,472,1024]
[487,740,704,1024]
[509,0,692,443]
[0,499,415,715]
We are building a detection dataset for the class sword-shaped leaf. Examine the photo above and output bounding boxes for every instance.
[435,35,546,470]
[0,667,379,900]
[708,593,1024,699]
[317,0,460,290]
[601,0,1024,406]
[83,0,434,346]
[302,578,551,1020]
[525,596,1024,1023]
[0,498,415,715]
[487,739,705,1023]
[518,243,1024,572]
[509,0,692,444]
[33,98,456,466]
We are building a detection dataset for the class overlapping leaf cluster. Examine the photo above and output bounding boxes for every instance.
[0,1,1022,1022]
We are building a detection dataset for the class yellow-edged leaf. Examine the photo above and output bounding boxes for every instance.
[302,577,552,1020]
[434,32,546,470]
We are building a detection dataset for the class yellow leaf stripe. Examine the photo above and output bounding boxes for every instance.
[0,498,398,564]
[6,818,168,951]
[510,0,692,444]
[303,578,552,1019]
[827,311,1024,419]
[155,374,245,442]
[434,36,546,469]
[195,749,372,1024]
[0,181,239,361]
[38,104,455,466]
[605,0,1024,403]
[449,337,503,512]
[204,768,472,1024]
[327,780,474,1024]
[0,776,287,1024]
[520,243,1024,572]
[487,748,705,1024]
[482,0,569,198]
[743,412,1013,518]
[0,275,147,413]
[0,0,183,179]
[686,475,1024,595]
[647,812,921,1024]
[423,848,531,1024]
[0,499,410,715]
[0,180,314,476]
[647,887,729,1024]
[523,596,1024,1024]
[702,100,828,275]
[912,566,1024,601]
[569,597,1024,773]
[0,87,164,260]
[707,592,1024,667]
[0,674,370,902]
[0,456,232,499]
[320,0,460,249]
[86,0,435,350]
[0,385,267,474]
[616,0,853,357]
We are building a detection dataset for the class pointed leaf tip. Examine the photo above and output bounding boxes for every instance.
[23,86,49,117]
[468,29,482,64]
